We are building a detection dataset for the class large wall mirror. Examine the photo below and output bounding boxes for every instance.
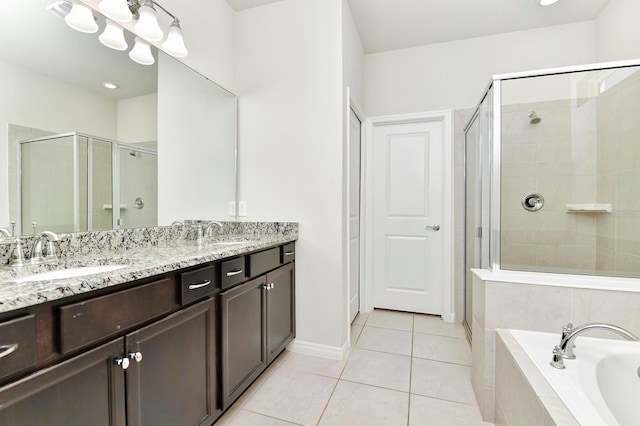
[0,0,237,235]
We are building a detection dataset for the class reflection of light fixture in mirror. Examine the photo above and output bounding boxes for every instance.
[129,37,155,65]
[98,0,132,23]
[162,18,188,58]
[102,82,118,89]
[99,19,128,50]
[134,0,163,42]
[65,1,98,33]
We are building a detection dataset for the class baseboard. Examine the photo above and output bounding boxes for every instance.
[287,338,349,361]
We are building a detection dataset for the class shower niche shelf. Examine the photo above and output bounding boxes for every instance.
[565,204,612,214]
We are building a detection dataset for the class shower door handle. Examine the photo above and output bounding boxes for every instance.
[426,225,440,231]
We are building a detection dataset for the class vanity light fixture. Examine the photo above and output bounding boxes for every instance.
[129,37,155,65]
[98,0,132,23]
[65,0,99,33]
[538,0,560,5]
[99,19,128,50]
[57,0,188,64]
[162,18,188,58]
[134,0,163,41]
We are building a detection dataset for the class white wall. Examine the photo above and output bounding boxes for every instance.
[595,0,640,62]
[342,0,365,110]
[160,0,236,92]
[0,59,117,227]
[365,21,596,116]
[235,0,346,349]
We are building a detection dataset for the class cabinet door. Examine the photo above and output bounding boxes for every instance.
[0,338,125,426]
[125,298,219,426]
[266,263,295,364]
[221,276,267,409]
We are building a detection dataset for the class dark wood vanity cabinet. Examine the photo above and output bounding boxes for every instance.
[221,245,296,408]
[126,297,219,426]
[266,262,295,364]
[0,241,295,425]
[0,338,126,426]
[0,298,220,426]
[220,276,268,409]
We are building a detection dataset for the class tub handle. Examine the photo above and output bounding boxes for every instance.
[550,345,565,369]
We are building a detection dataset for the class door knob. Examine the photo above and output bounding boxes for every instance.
[425,225,440,231]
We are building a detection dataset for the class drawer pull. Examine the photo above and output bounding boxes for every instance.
[188,280,212,290]
[284,251,294,256]
[0,343,18,359]
[226,269,244,277]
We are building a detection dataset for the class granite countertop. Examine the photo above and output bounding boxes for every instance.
[0,233,296,314]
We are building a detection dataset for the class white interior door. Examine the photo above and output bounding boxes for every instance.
[349,108,361,323]
[372,120,444,315]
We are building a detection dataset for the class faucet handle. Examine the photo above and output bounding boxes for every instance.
[561,322,573,339]
[550,345,565,369]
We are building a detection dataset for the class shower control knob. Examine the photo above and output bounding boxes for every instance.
[426,225,440,231]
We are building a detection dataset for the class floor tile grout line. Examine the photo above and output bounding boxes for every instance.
[314,377,340,426]
[407,314,415,426]
[240,408,306,425]
[408,392,480,407]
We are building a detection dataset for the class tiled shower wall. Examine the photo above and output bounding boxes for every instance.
[500,98,599,274]
[595,70,640,277]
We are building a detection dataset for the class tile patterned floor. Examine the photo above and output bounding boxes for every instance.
[216,309,492,425]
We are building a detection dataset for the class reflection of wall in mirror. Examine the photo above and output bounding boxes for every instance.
[158,53,236,223]
[0,58,118,231]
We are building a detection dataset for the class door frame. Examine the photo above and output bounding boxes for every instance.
[363,110,455,322]
[346,87,366,332]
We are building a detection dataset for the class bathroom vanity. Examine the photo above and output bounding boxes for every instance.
[0,224,297,425]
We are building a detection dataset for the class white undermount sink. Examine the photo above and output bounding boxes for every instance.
[9,265,126,283]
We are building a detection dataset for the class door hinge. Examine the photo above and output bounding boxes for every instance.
[477,227,482,238]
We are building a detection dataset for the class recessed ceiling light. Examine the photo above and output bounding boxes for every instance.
[102,82,118,89]
[539,0,560,6]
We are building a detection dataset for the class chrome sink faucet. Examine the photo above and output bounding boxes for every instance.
[551,323,639,369]
[29,231,70,265]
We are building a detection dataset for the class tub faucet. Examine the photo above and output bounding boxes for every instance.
[0,228,11,238]
[551,323,639,369]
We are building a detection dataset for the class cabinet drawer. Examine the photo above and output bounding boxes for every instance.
[59,278,176,354]
[249,248,281,277]
[180,265,217,304]
[0,315,36,382]
[281,243,295,264]
[221,257,247,290]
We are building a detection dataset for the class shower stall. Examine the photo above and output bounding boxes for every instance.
[20,132,157,234]
[463,60,640,337]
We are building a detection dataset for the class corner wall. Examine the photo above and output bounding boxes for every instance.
[234,0,347,350]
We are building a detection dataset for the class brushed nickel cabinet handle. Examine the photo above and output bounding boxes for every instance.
[284,251,294,256]
[188,280,211,290]
[129,351,143,363]
[226,269,244,277]
[0,343,18,359]
[115,357,130,370]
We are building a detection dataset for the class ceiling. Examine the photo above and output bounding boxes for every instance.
[227,0,611,53]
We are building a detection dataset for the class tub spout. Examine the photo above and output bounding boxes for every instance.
[559,323,639,360]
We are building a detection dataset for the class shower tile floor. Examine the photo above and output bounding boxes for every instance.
[216,309,493,425]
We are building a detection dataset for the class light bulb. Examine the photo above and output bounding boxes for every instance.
[99,19,128,51]
[134,0,163,41]
[162,18,188,58]
[129,37,155,65]
[65,1,98,33]
[98,0,133,23]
